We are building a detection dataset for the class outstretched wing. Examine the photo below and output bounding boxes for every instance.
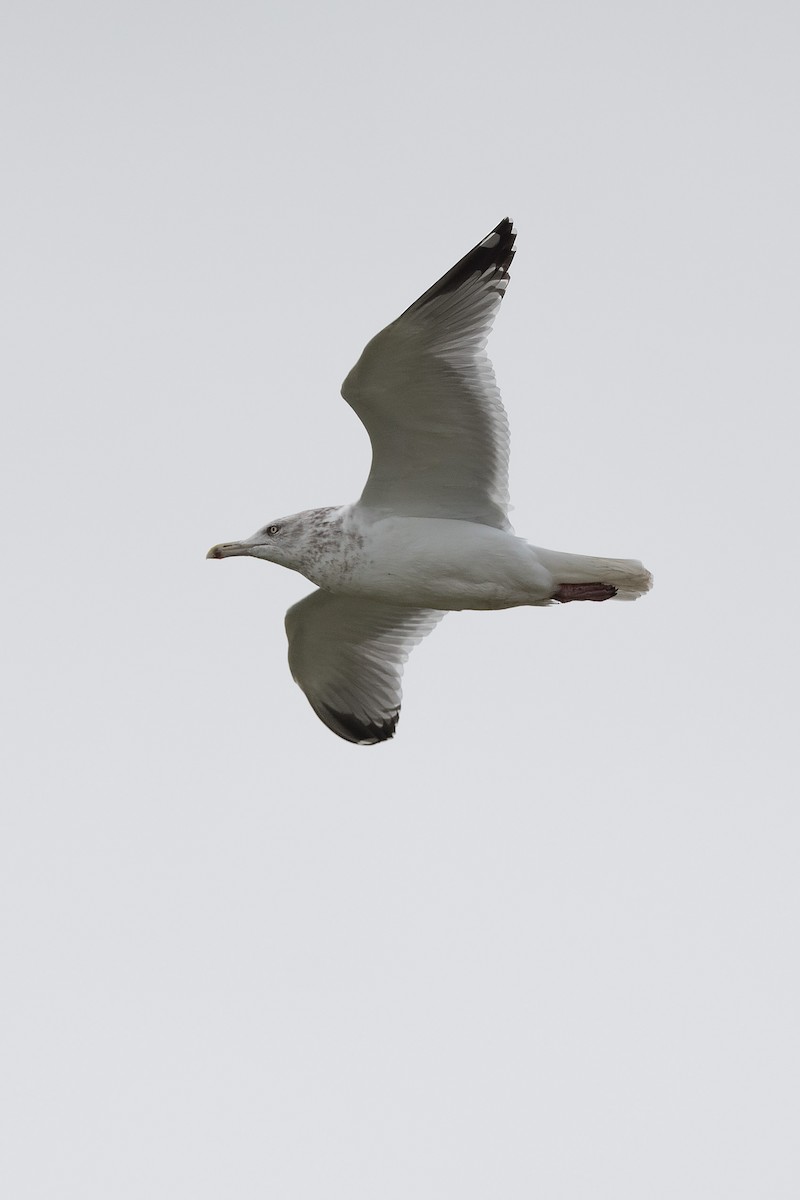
[285,591,444,744]
[341,218,516,531]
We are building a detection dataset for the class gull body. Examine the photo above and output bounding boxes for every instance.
[208,219,652,744]
[211,507,557,610]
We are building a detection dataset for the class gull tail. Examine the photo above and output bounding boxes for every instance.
[534,547,653,603]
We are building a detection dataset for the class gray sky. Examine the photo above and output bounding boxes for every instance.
[3,1,798,1196]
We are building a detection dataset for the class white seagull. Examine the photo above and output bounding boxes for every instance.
[208,219,652,744]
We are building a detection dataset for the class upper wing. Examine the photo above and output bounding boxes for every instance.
[341,218,516,531]
[285,590,444,744]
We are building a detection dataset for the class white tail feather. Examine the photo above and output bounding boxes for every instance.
[534,546,653,601]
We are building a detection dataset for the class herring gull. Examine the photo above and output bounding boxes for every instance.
[207,218,652,744]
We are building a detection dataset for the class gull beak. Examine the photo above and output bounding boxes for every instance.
[206,541,251,560]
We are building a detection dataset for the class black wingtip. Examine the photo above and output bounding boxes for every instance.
[437,217,516,298]
[320,705,399,746]
[493,216,515,243]
[401,217,517,318]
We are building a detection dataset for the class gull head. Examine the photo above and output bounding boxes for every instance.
[206,507,342,578]
[207,516,300,566]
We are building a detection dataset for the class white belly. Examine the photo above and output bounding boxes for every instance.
[328,516,555,610]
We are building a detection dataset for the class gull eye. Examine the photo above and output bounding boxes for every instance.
[267,524,281,536]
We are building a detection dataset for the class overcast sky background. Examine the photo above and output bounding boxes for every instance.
[2,1,798,1196]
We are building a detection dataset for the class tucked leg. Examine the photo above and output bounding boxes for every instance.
[554,582,618,603]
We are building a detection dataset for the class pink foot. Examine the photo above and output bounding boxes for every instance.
[554,582,617,603]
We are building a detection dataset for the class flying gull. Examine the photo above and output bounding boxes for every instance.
[208,219,652,744]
